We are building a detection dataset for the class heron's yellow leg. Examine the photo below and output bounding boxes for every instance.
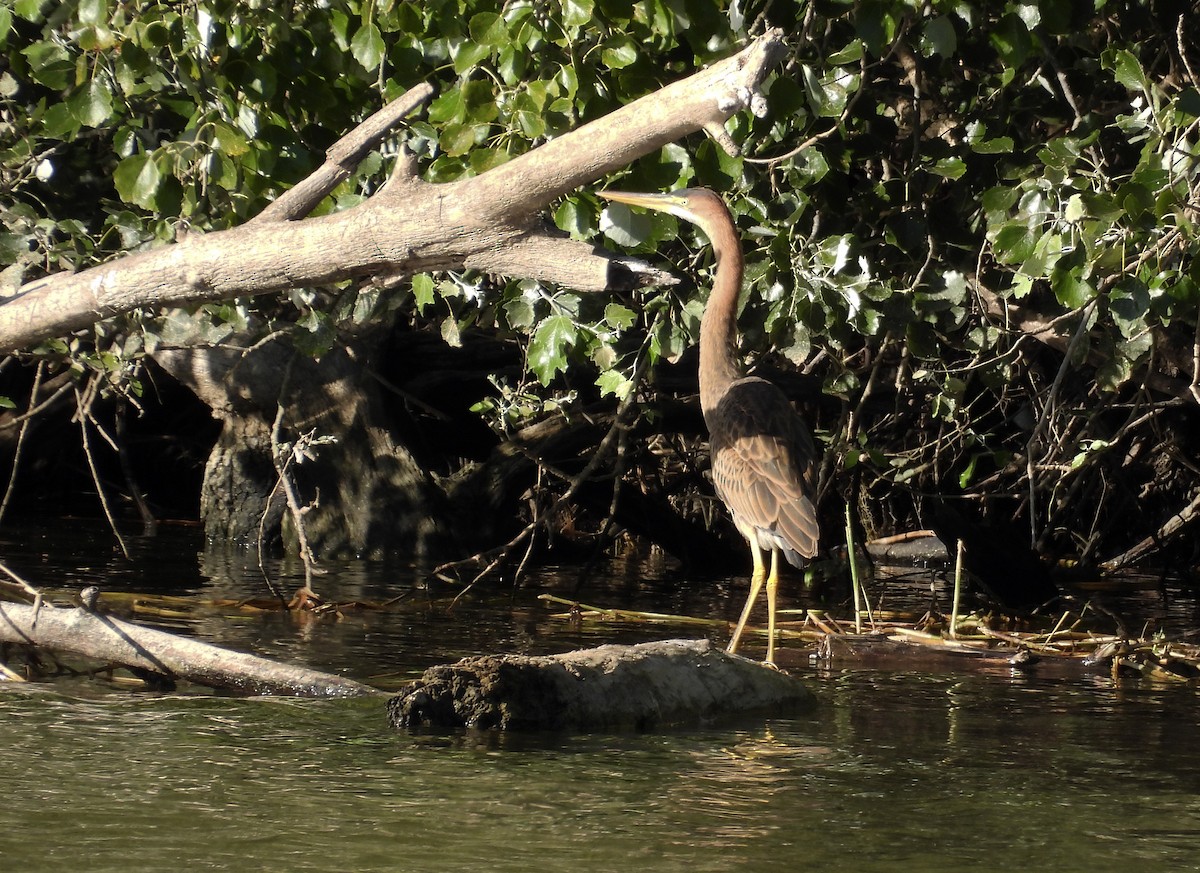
[727,541,766,655]
[765,548,781,666]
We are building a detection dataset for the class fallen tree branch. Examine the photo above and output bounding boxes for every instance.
[0,600,378,697]
[0,29,787,354]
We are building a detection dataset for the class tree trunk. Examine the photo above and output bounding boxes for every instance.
[156,327,452,560]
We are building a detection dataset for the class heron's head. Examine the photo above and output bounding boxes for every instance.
[598,187,732,235]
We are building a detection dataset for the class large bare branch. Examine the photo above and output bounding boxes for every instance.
[0,29,788,355]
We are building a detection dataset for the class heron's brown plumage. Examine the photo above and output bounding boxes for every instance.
[599,187,820,665]
[709,376,818,567]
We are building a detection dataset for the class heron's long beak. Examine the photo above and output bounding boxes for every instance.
[598,189,695,221]
[599,189,673,208]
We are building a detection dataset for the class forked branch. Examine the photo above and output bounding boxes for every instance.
[0,30,788,355]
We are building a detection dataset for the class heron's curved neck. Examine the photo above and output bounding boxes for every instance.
[698,218,745,418]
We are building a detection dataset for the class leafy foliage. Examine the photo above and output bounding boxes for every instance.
[2,0,1199,566]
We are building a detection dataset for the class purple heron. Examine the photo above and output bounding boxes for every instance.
[599,188,819,665]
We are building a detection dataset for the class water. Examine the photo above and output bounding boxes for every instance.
[2,521,1200,871]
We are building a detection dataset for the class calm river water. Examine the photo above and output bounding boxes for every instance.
[2,521,1199,872]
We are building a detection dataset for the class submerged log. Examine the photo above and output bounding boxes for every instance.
[387,639,815,731]
[0,600,378,698]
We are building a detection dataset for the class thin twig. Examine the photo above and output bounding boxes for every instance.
[267,353,328,607]
[1025,298,1098,547]
[74,380,130,559]
[0,360,44,526]
[0,559,44,626]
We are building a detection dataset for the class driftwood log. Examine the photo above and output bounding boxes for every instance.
[388,639,815,731]
[0,600,377,698]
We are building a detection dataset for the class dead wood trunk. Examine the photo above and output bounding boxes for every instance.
[156,328,452,559]
[387,639,815,731]
[0,600,378,697]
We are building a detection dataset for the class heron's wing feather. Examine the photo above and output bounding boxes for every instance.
[708,378,819,562]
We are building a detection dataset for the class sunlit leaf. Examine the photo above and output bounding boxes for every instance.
[991,222,1038,265]
[350,22,384,70]
[1050,268,1095,309]
[528,314,576,385]
[441,314,462,348]
[596,369,633,399]
[412,274,435,313]
[600,202,655,248]
[113,153,162,209]
[71,76,114,127]
[604,303,636,330]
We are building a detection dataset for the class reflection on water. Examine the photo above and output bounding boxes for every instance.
[2,520,1200,871]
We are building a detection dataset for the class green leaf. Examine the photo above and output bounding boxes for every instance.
[440,123,481,156]
[596,369,633,399]
[561,0,592,28]
[970,136,1014,155]
[71,76,114,127]
[826,40,863,65]
[1050,268,1095,308]
[1108,48,1147,92]
[930,157,966,179]
[801,65,852,118]
[1176,88,1200,120]
[76,0,107,26]
[992,222,1038,265]
[412,274,434,313]
[21,39,72,89]
[553,199,589,239]
[528,314,576,385]
[1109,280,1149,337]
[504,295,535,329]
[15,0,45,22]
[350,22,384,70]
[601,35,638,69]
[604,303,636,330]
[990,14,1032,68]
[294,309,336,359]
[427,89,464,124]
[441,314,462,348]
[468,12,504,47]
[113,153,162,209]
[41,102,81,138]
[1063,194,1086,223]
[981,186,1018,216]
[920,15,957,57]
[453,40,490,74]
[601,201,657,248]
